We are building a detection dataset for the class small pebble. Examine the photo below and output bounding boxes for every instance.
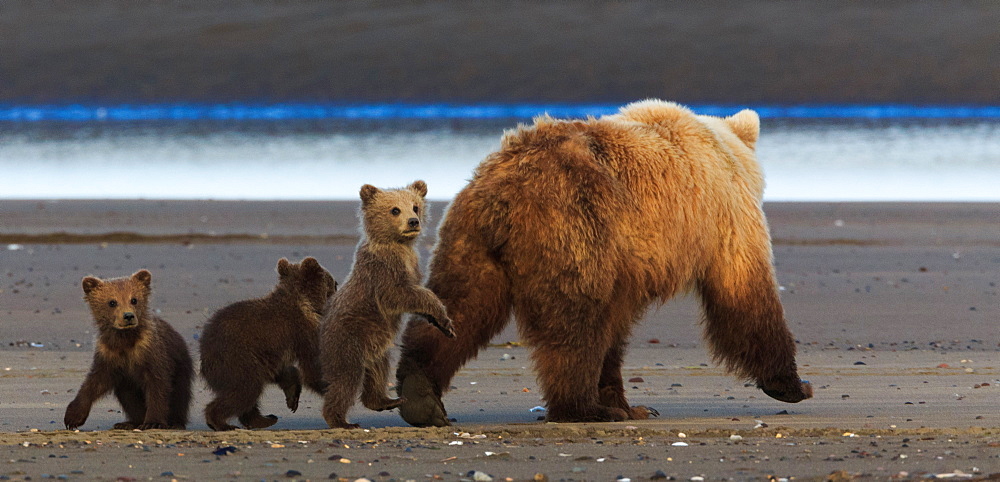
[285,469,302,477]
[471,470,494,481]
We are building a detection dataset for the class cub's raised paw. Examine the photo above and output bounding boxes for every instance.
[423,314,456,338]
[284,387,301,413]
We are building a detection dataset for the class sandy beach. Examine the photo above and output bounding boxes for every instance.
[0,200,998,480]
[3,0,999,478]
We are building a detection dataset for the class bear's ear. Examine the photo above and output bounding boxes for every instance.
[132,269,152,288]
[82,276,102,295]
[408,180,428,198]
[725,109,760,149]
[360,184,380,206]
[277,258,291,277]
[300,257,320,272]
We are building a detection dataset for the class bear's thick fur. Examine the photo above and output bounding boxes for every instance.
[396,99,812,426]
[65,270,194,430]
[320,180,455,429]
[200,257,336,431]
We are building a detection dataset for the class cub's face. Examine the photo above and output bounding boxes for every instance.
[81,270,152,330]
[359,180,429,244]
[276,257,338,316]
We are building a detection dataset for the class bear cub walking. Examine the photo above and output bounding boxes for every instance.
[64,270,194,430]
[321,180,456,429]
[200,257,337,431]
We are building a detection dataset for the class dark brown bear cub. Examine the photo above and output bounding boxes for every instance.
[200,257,336,431]
[320,180,455,429]
[64,270,193,430]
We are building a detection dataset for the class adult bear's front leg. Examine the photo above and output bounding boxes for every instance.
[395,207,513,427]
[396,354,450,427]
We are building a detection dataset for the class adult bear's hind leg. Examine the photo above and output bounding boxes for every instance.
[521,297,629,423]
[598,340,659,420]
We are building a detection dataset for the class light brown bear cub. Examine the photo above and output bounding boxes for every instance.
[65,270,194,430]
[320,180,456,429]
[200,257,336,431]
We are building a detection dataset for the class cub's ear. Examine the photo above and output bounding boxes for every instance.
[725,109,760,149]
[360,184,380,206]
[408,180,428,198]
[277,258,291,277]
[132,269,152,288]
[82,276,102,295]
[300,257,320,272]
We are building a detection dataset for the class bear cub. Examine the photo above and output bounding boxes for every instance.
[64,269,194,430]
[320,180,456,429]
[200,257,337,431]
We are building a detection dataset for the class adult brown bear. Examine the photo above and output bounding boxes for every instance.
[395,99,812,426]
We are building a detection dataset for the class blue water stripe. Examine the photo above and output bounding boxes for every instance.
[1,103,999,122]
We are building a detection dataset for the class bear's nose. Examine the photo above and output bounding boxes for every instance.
[123,312,136,322]
[407,218,420,229]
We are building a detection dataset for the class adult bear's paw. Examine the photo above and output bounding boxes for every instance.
[759,378,813,403]
[397,372,450,427]
[546,405,629,423]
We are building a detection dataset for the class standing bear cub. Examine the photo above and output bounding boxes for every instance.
[320,180,456,429]
[65,270,194,430]
[200,257,337,431]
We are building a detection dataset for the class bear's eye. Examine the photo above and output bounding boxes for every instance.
[413,205,419,214]
[130,298,138,305]
[391,207,401,216]
[108,300,118,308]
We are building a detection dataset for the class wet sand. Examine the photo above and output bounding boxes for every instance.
[1,200,998,480]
